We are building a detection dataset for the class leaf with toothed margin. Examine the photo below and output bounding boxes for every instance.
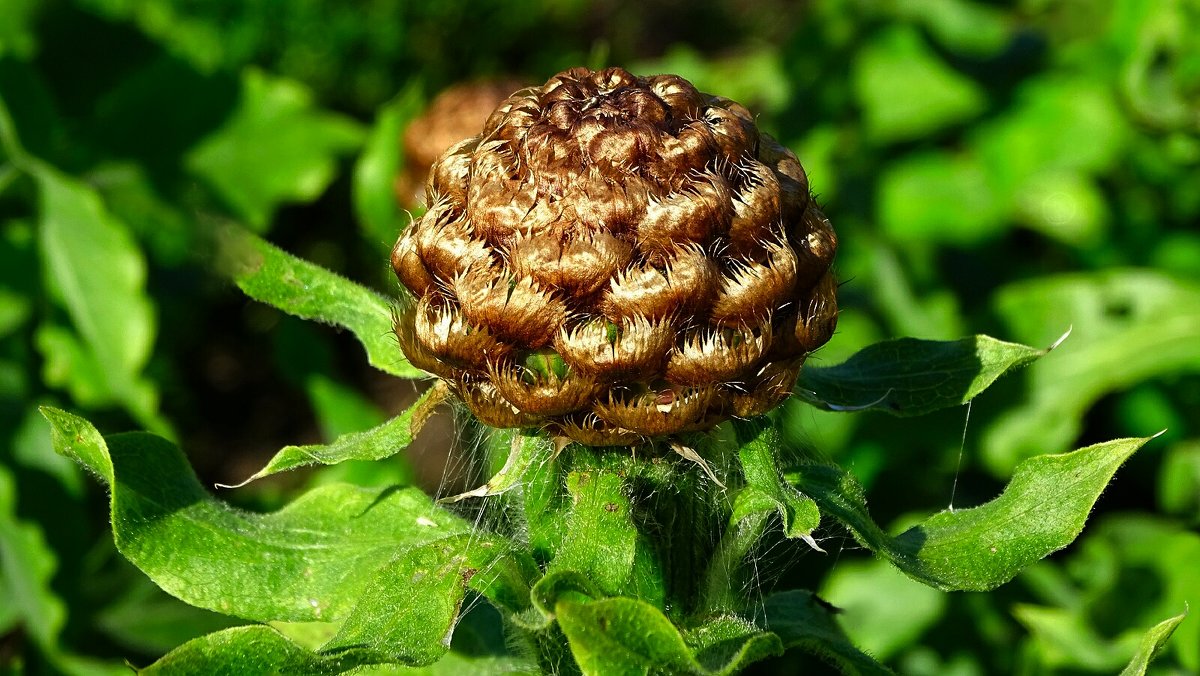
[220,225,424,379]
[221,383,447,487]
[786,435,1154,591]
[758,590,895,675]
[41,406,471,623]
[796,333,1055,416]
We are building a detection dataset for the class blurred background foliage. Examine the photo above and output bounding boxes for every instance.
[0,0,1197,673]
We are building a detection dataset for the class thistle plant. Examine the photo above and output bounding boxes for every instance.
[39,68,1180,675]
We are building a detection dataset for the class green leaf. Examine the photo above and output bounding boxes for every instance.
[1013,604,1139,671]
[353,84,425,251]
[985,271,1200,472]
[34,164,163,430]
[556,597,701,675]
[759,590,895,675]
[788,436,1152,591]
[682,615,784,675]
[221,225,424,379]
[0,0,39,59]
[796,334,1047,416]
[877,151,1007,244]
[547,462,640,598]
[227,383,441,485]
[323,534,533,665]
[186,68,363,229]
[0,465,66,649]
[42,406,470,623]
[142,625,358,675]
[853,26,986,143]
[1119,612,1188,676]
[734,419,821,542]
[894,0,1012,56]
[820,559,945,662]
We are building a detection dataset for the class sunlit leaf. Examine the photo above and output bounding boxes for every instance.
[323,534,534,665]
[0,0,39,59]
[894,0,1011,56]
[853,26,985,143]
[186,68,363,229]
[788,436,1151,591]
[1120,612,1188,676]
[985,271,1200,472]
[34,165,163,430]
[877,151,1006,244]
[42,407,470,623]
[142,625,356,675]
[353,84,425,251]
[228,382,442,485]
[0,466,66,649]
[559,597,772,676]
[221,225,424,379]
[796,334,1047,416]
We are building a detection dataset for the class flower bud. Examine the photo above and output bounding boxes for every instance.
[393,67,838,445]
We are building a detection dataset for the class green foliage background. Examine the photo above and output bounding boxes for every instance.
[1,0,1197,673]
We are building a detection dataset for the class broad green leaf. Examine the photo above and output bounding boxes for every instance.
[34,164,163,430]
[146,624,539,676]
[877,151,1007,244]
[221,225,424,379]
[1014,171,1108,246]
[985,271,1200,472]
[894,0,1011,56]
[853,26,986,143]
[555,597,702,675]
[548,463,640,598]
[1066,516,1200,670]
[820,558,945,662]
[0,466,66,649]
[42,407,469,623]
[1159,441,1200,520]
[1013,604,1139,671]
[788,436,1151,591]
[0,0,38,59]
[142,625,358,675]
[796,334,1047,416]
[227,382,442,485]
[353,84,425,251]
[186,68,363,229]
[759,590,895,675]
[969,75,1127,194]
[1120,612,1188,676]
[323,534,534,665]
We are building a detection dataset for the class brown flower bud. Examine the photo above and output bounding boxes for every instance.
[396,79,531,208]
[392,67,838,446]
